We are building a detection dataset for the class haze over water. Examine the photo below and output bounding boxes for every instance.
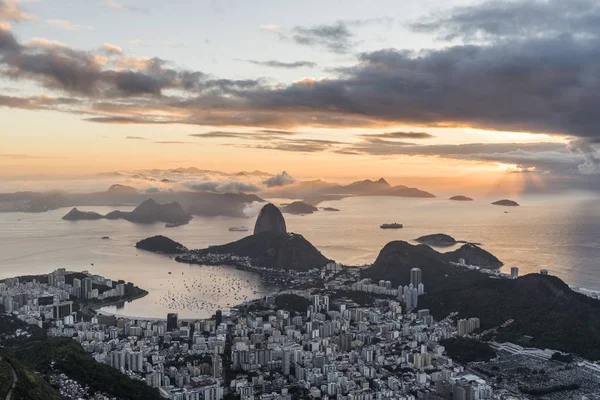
[0,194,598,319]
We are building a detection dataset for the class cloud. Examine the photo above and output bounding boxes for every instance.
[100,43,122,55]
[126,136,146,140]
[290,22,354,53]
[259,24,280,31]
[184,180,261,193]
[0,153,62,159]
[0,0,36,22]
[46,19,93,31]
[154,141,189,144]
[1,1,600,174]
[233,138,342,153]
[190,129,298,140]
[411,0,600,42]
[101,0,148,13]
[263,171,296,187]
[359,131,434,139]
[567,139,600,175]
[244,59,317,69]
[338,140,588,173]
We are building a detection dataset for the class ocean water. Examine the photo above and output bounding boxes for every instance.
[0,194,599,318]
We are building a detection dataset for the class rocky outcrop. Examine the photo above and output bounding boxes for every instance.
[415,233,457,247]
[254,203,287,235]
[443,243,503,269]
[191,232,330,271]
[281,201,318,215]
[62,208,104,221]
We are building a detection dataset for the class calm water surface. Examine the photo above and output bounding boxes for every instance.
[0,194,599,318]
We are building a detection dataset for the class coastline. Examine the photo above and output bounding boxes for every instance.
[85,290,150,316]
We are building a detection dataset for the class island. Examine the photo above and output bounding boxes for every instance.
[380,223,403,229]
[62,208,104,220]
[492,199,520,206]
[322,207,340,212]
[415,233,458,247]
[62,199,193,225]
[135,235,189,254]
[280,201,319,215]
[450,195,474,201]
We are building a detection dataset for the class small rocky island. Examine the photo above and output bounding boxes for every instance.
[281,201,319,215]
[416,233,458,247]
[450,195,474,201]
[135,235,189,254]
[322,207,340,212]
[380,223,403,229]
[492,199,520,207]
[62,199,193,224]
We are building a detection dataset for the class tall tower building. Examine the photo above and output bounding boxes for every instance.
[212,355,222,379]
[82,278,93,299]
[410,268,423,287]
[167,313,178,331]
[511,266,519,279]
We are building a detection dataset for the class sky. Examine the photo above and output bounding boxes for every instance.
[1,0,599,191]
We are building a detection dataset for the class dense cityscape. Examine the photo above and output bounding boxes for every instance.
[1,261,600,400]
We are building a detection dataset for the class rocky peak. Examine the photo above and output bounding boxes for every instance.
[254,203,287,235]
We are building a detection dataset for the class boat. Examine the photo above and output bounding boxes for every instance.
[101,236,110,240]
[229,226,249,232]
[380,223,403,229]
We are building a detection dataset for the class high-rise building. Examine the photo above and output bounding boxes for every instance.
[339,332,352,351]
[410,268,422,287]
[282,350,292,376]
[167,313,178,331]
[457,319,468,336]
[212,355,222,378]
[404,288,413,309]
[468,317,480,333]
[52,301,73,320]
[83,278,93,299]
[511,266,519,279]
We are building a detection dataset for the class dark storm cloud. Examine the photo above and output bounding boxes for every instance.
[359,131,435,139]
[0,23,21,54]
[290,22,354,53]
[339,140,584,173]
[411,0,600,41]
[244,60,317,69]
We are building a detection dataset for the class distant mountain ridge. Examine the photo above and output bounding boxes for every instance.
[62,199,192,224]
[0,185,263,217]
